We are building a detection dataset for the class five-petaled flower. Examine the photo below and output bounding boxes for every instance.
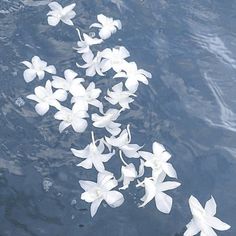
[74,28,103,55]
[90,14,122,40]
[137,176,180,214]
[71,82,103,112]
[27,80,67,116]
[105,82,136,109]
[52,69,84,95]
[92,108,122,136]
[114,61,152,92]
[105,125,142,158]
[79,171,124,217]
[77,50,104,77]
[47,2,76,26]
[184,196,231,236]
[22,56,56,83]
[139,142,177,179]
[71,132,115,172]
[100,46,130,73]
[54,103,88,133]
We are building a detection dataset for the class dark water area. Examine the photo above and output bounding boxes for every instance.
[0,0,236,235]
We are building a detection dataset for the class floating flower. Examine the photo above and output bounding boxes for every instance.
[79,171,124,217]
[71,82,103,112]
[105,82,136,109]
[105,125,141,158]
[92,109,122,136]
[52,69,84,95]
[184,196,231,236]
[114,61,152,92]
[137,177,180,214]
[71,132,115,172]
[27,80,67,115]
[76,50,104,77]
[90,14,122,40]
[74,28,103,54]
[100,46,130,73]
[139,142,177,179]
[54,103,88,133]
[47,2,76,26]
[118,152,144,190]
[22,56,56,83]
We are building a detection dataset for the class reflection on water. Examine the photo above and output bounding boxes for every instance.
[0,0,236,235]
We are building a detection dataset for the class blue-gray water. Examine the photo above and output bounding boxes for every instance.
[0,0,236,235]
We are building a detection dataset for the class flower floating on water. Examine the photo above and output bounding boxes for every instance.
[100,46,130,73]
[139,142,177,179]
[184,196,231,236]
[90,14,122,40]
[27,80,67,115]
[22,56,56,83]
[118,151,144,190]
[105,82,136,109]
[52,69,84,95]
[105,125,141,158]
[137,176,180,214]
[114,61,152,92]
[77,50,104,77]
[22,9,231,226]
[71,82,103,112]
[92,109,122,135]
[47,2,76,26]
[79,171,124,217]
[71,132,115,172]
[54,103,88,133]
[74,28,103,55]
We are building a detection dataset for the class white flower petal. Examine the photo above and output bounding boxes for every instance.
[104,191,124,208]
[72,118,87,133]
[35,102,49,116]
[23,69,36,83]
[48,16,60,26]
[184,220,200,236]
[155,192,172,214]
[90,198,103,217]
[205,196,217,216]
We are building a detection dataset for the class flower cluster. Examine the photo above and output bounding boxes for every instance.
[21,2,231,235]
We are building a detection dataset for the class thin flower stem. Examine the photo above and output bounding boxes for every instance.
[91,131,95,145]
[76,28,83,41]
[127,124,131,143]
[119,150,128,166]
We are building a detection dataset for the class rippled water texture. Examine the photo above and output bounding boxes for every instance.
[0,0,236,235]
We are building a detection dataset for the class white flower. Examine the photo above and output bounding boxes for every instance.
[74,28,103,54]
[54,103,88,133]
[92,109,122,136]
[139,142,177,179]
[118,152,144,190]
[52,69,84,95]
[71,132,114,172]
[114,61,152,92]
[27,80,67,116]
[90,14,122,40]
[79,171,124,217]
[47,2,76,26]
[105,125,141,158]
[22,56,56,83]
[71,82,103,112]
[100,46,130,73]
[76,50,104,77]
[184,196,231,236]
[105,82,136,109]
[137,177,180,214]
